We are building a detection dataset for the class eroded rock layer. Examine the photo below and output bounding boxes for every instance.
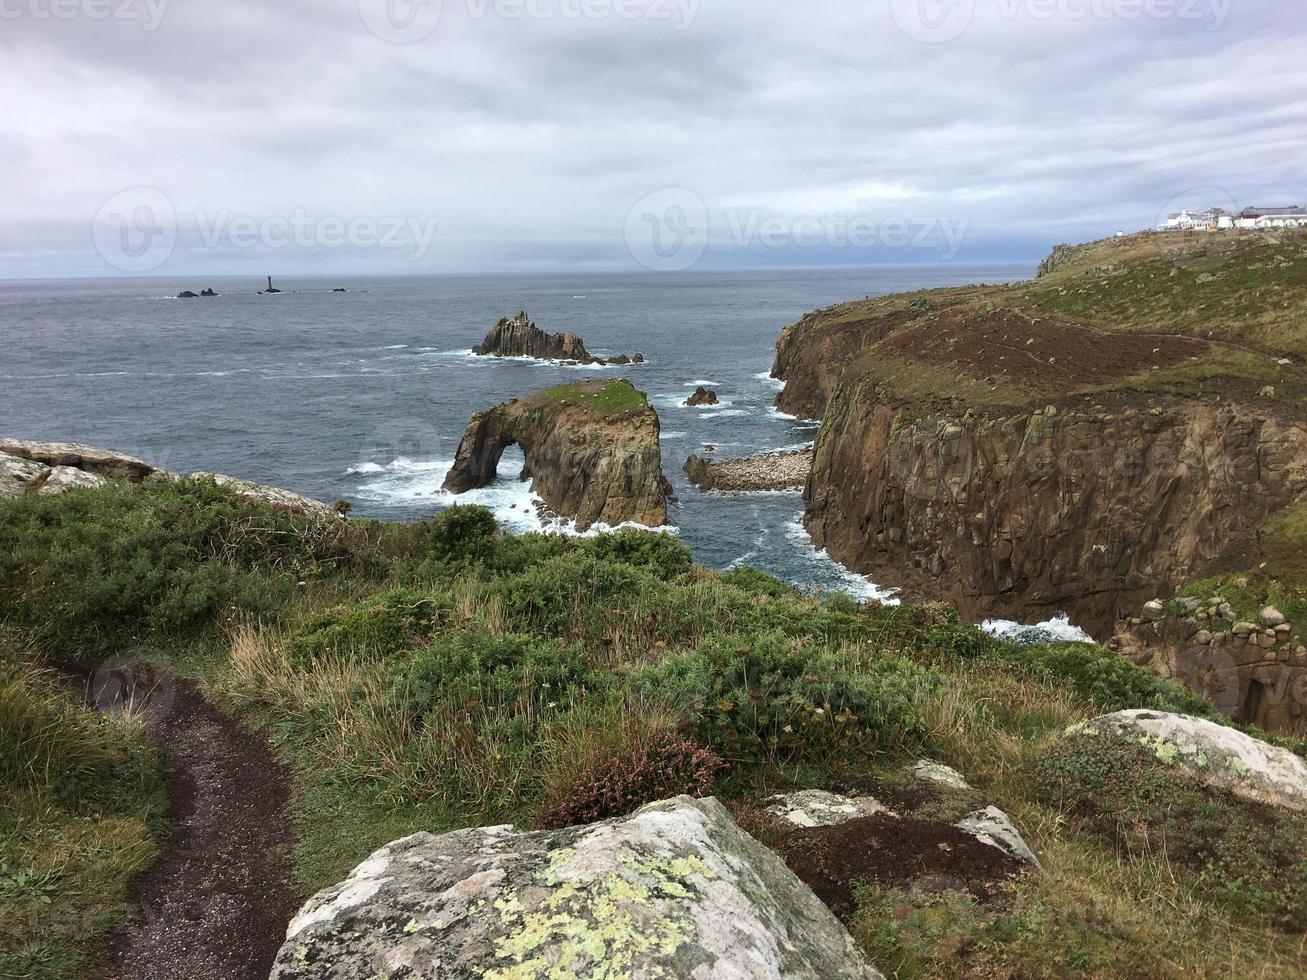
[443,379,671,530]
[804,399,1307,636]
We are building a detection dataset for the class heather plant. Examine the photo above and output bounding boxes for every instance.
[538,727,725,829]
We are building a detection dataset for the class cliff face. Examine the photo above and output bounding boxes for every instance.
[473,312,643,366]
[803,397,1307,635]
[771,309,907,421]
[443,380,671,530]
[774,232,1307,643]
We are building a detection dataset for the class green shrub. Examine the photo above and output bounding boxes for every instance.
[719,566,795,599]
[499,553,659,635]
[578,530,693,581]
[394,630,595,723]
[285,589,447,663]
[1031,735,1307,931]
[0,479,382,661]
[427,505,499,566]
[990,641,1216,716]
[633,634,932,767]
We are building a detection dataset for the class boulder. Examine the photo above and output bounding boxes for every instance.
[269,797,883,979]
[36,465,106,495]
[683,447,813,493]
[1067,710,1307,812]
[955,807,1041,868]
[0,439,156,480]
[443,380,671,531]
[200,288,218,297]
[193,473,335,517]
[1259,606,1287,629]
[912,760,971,790]
[0,451,46,497]
[764,790,892,828]
[177,290,199,299]
[685,386,720,407]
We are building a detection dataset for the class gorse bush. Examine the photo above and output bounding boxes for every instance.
[578,530,693,581]
[500,552,659,635]
[427,505,499,567]
[0,479,389,661]
[635,634,932,767]
[393,630,595,724]
[990,641,1216,717]
[285,589,449,663]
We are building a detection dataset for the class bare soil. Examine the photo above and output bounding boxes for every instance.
[770,814,1024,918]
[879,309,1210,390]
[99,677,299,980]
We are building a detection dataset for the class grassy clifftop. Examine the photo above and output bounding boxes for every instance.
[2,479,1306,978]
[779,230,1307,416]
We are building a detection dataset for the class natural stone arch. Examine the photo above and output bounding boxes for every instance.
[442,380,670,531]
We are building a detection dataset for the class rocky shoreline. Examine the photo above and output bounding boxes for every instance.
[684,446,813,493]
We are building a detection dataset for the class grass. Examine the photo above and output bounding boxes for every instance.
[779,229,1307,415]
[535,379,649,417]
[0,636,165,980]
[3,483,1307,977]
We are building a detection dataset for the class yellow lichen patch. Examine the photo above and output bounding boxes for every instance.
[484,851,715,979]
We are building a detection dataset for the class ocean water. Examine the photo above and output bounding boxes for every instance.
[1,266,1040,602]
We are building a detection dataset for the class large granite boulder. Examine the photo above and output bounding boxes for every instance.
[443,380,672,530]
[269,796,883,979]
[0,439,157,480]
[1067,710,1307,812]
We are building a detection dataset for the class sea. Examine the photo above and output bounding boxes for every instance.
[0,267,1091,639]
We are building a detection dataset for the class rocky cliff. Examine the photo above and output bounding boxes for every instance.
[773,231,1307,641]
[804,398,1307,636]
[443,379,671,530]
[473,311,644,366]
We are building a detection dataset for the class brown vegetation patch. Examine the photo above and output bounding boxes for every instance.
[877,310,1209,391]
[769,814,1023,918]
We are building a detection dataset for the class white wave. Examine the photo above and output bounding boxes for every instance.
[351,452,677,538]
[754,371,786,391]
[784,517,901,604]
[981,614,1094,645]
[683,380,720,387]
[345,462,387,476]
[660,431,688,440]
[698,409,749,419]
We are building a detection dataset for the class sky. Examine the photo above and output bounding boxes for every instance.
[1,0,1304,278]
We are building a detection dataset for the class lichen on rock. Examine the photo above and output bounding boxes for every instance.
[269,797,884,979]
[1066,710,1307,812]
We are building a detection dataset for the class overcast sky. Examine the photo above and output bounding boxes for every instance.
[1,0,1304,278]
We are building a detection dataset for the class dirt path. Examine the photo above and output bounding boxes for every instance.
[101,676,300,980]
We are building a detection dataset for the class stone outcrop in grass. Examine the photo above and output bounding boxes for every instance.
[1066,710,1307,812]
[443,380,671,530]
[268,796,884,979]
[0,437,335,515]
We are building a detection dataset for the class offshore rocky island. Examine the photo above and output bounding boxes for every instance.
[5,231,1307,980]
